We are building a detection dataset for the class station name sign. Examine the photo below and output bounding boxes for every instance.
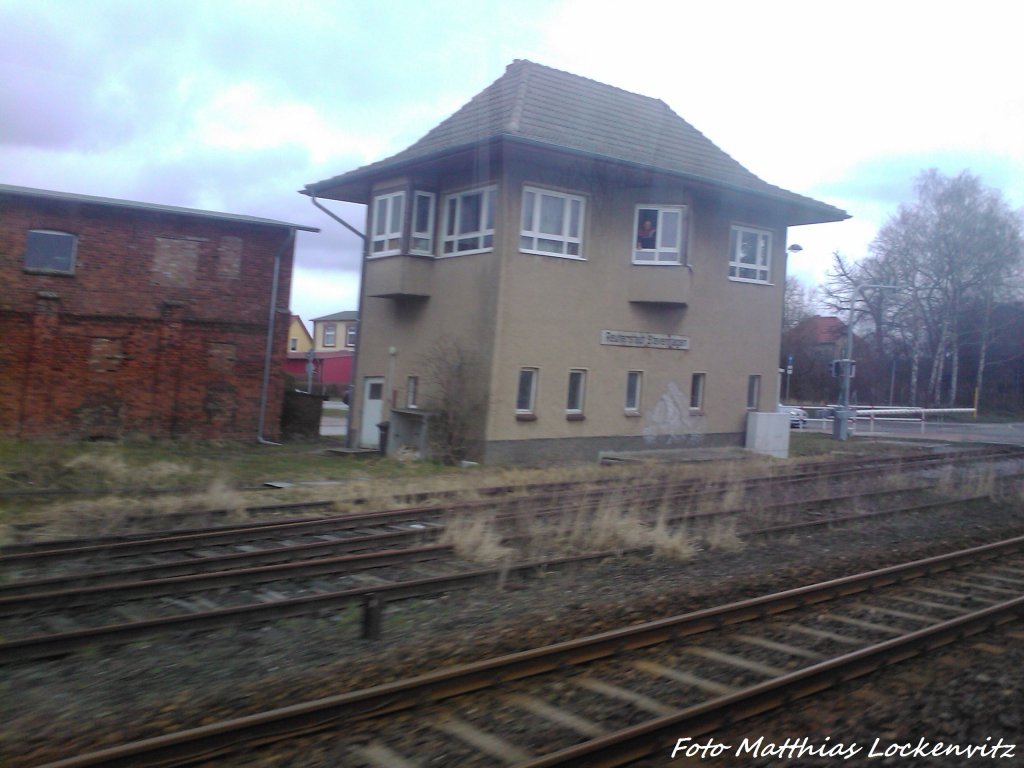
[600,330,690,350]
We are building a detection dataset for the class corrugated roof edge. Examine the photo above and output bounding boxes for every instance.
[0,183,320,233]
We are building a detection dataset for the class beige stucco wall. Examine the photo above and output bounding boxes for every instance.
[350,150,788,459]
[486,155,785,450]
[352,170,504,448]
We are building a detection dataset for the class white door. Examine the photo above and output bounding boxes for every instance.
[359,377,385,447]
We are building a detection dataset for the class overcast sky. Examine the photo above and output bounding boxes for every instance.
[3,0,1021,327]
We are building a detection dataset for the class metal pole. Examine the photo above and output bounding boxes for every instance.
[834,283,897,441]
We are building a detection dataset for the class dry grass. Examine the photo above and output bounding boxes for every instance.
[9,479,254,541]
[704,518,746,553]
[439,512,515,563]
[62,454,198,488]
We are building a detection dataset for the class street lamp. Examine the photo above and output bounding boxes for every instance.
[834,283,897,440]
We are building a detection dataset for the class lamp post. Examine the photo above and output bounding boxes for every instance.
[834,283,897,440]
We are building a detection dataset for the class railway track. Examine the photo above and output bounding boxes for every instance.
[35,535,1024,768]
[5,445,1020,584]
[2,471,1020,665]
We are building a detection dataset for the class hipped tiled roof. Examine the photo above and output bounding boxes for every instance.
[312,310,359,322]
[306,60,847,224]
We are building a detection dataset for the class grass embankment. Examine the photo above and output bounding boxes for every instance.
[0,432,923,543]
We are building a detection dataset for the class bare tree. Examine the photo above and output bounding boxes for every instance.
[417,340,488,464]
[783,275,818,330]
[870,170,1023,406]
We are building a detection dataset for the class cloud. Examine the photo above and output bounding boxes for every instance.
[4,0,1021,326]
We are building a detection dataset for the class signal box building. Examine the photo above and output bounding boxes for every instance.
[0,184,316,441]
[305,60,848,462]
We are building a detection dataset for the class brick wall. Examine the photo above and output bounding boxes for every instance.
[0,192,296,440]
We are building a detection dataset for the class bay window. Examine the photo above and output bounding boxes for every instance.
[442,186,497,255]
[411,191,435,254]
[371,191,405,256]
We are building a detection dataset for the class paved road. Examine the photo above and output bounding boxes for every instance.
[810,418,1024,446]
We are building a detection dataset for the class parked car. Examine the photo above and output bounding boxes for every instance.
[777,403,808,429]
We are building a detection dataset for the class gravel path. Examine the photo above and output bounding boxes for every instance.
[4,471,1024,767]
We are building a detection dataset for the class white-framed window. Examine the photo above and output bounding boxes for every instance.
[747,374,761,410]
[728,225,773,283]
[516,367,538,415]
[345,324,357,348]
[411,191,435,255]
[289,337,298,352]
[24,229,77,274]
[633,206,688,264]
[442,186,497,255]
[406,375,419,408]
[690,372,706,410]
[323,323,336,347]
[371,191,405,256]
[566,368,586,416]
[625,370,642,413]
[520,187,585,258]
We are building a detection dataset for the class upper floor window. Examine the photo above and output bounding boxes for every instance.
[520,187,585,258]
[634,206,688,264]
[25,230,77,274]
[442,186,496,255]
[371,191,405,256]
[411,191,435,255]
[345,324,357,348]
[289,337,298,351]
[323,323,336,347]
[728,225,772,284]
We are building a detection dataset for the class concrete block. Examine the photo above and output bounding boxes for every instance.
[746,411,790,459]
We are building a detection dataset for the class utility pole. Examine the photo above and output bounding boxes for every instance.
[834,283,897,441]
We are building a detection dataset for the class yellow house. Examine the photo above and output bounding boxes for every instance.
[305,60,848,462]
[287,315,313,355]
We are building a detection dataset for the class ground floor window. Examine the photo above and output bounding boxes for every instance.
[406,376,419,408]
[516,367,538,416]
[566,369,586,418]
[747,374,761,410]
[625,370,642,413]
[691,372,705,410]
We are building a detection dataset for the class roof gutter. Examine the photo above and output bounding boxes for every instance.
[306,135,849,226]
[257,228,296,446]
[305,191,366,449]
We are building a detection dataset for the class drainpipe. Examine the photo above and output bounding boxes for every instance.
[257,228,296,445]
[307,191,366,449]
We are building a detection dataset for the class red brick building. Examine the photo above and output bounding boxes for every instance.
[0,184,317,440]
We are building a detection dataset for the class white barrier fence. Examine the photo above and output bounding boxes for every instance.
[808,407,977,435]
